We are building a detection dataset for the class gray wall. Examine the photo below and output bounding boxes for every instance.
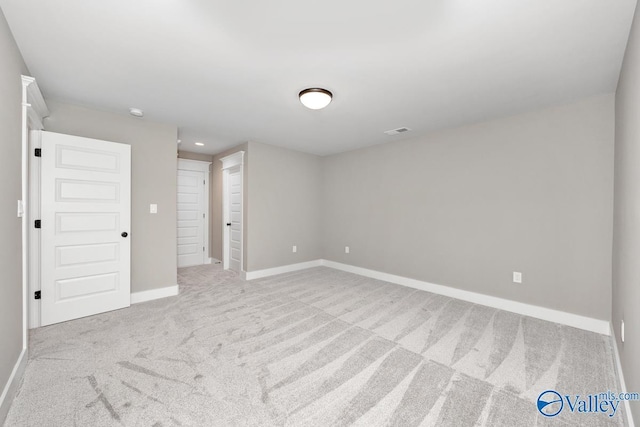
[613,2,640,423]
[212,144,248,264]
[322,94,615,320]
[0,7,28,423]
[178,151,213,162]
[246,141,322,271]
[45,101,178,293]
[178,151,214,257]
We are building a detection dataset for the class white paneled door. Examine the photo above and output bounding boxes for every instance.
[221,151,243,273]
[40,131,131,326]
[228,166,242,272]
[177,169,206,267]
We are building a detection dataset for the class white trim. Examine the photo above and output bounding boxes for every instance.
[22,76,49,131]
[240,258,610,335]
[0,348,27,425]
[220,151,244,170]
[177,158,211,172]
[130,285,179,304]
[21,77,48,337]
[243,260,323,280]
[611,324,636,427]
[321,260,610,335]
[177,159,211,266]
[205,258,212,264]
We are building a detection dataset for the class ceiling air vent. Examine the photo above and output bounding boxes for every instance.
[384,127,412,136]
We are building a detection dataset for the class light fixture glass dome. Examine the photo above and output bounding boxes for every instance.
[299,88,332,110]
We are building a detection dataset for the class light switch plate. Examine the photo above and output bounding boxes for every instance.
[150,204,158,214]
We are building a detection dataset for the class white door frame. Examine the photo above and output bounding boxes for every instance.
[1,75,46,427]
[177,159,211,264]
[220,151,244,271]
[28,130,42,328]
[22,76,49,331]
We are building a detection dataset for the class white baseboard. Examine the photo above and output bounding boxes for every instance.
[611,324,636,427]
[0,348,27,425]
[238,258,610,335]
[130,285,179,304]
[243,260,323,281]
[205,258,212,265]
[321,260,610,335]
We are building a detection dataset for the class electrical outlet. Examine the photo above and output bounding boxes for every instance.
[292,245,297,253]
[513,272,522,284]
[150,204,158,214]
[621,319,625,343]
[17,200,24,218]
[345,246,350,254]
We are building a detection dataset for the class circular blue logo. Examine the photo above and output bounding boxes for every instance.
[537,390,563,417]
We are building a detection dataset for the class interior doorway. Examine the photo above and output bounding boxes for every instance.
[177,159,211,267]
[220,151,244,273]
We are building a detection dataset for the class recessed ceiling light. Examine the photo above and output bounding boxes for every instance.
[195,142,204,146]
[299,88,332,110]
[129,108,144,117]
[177,139,182,144]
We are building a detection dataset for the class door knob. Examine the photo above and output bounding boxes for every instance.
[226,223,232,226]
[121,232,128,238]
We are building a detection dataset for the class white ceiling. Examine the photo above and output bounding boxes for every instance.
[1,0,636,156]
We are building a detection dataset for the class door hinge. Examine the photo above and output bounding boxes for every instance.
[34,219,41,228]
[203,180,205,185]
[34,148,41,157]
[34,291,41,300]
[203,246,205,252]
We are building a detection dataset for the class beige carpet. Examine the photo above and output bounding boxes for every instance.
[4,265,626,426]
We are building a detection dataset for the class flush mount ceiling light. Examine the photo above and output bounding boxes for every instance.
[129,108,144,117]
[195,142,204,146]
[299,88,332,110]
[384,127,412,136]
